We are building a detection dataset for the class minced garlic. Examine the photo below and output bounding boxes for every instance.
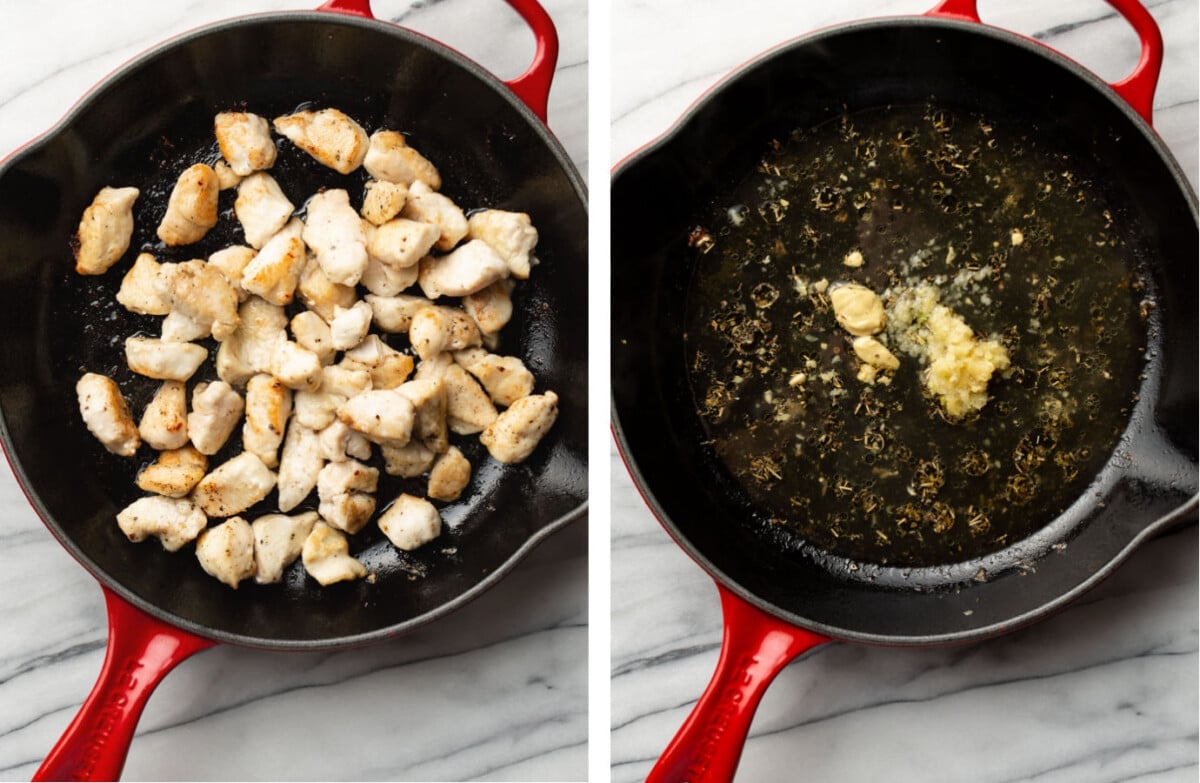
[923,305,1010,419]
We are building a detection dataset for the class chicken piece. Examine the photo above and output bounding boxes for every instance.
[235,173,295,249]
[378,494,441,551]
[417,240,509,300]
[188,381,245,455]
[363,131,442,190]
[252,511,319,584]
[243,374,292,468]
[367,218,440,270]
[317,459,379,499]
[302,521,367,585]
[116,495,206,552]
[207,245,257,301]
[277,421,322,512]
[329,301,372,351]
[240,217,306,306]
[360,247,420,297]
[409,306,482,360]
[480,391,558,464]
[337,390,416,446]
[402,181,467,252]
[297,253,358,321]
[414,352,498,435]
[452,349,535,407]
[427,446,470,502]
[192,451,276,517]
[380,441,436,478]
[274,108,368,175]
[270,341,323,391]
[213,161,242,190]
[467,209,538,280]
[160,311,209,343]
[74,186,139,275]
[463,278,514,335]
[318,491,376,535]
[138,380,189,450]
[360,179,409,226]
[303,189,369,286]
[157,163,219,246]
[395,378,448,453]
[318,420,372,463]
[116,253,173,315]
[76,373,140,457]
[291,311,336,365]
[168,259,241,341]
[215,297,288,386]
[126,337,207,381]
[365,293,433,333]
[196,517,257,588]
[136,445,208,498]
[342,334,414,389]
[214,111,277,176]
[293,365,371,430]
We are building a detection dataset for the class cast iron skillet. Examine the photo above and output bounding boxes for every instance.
[611,0,1195,780]
[0,1,587,779]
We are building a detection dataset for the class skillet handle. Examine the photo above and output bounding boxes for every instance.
[645,584,830,783]
[925,0,1163,125]
[316,0,559,123]
[33,588,214,782]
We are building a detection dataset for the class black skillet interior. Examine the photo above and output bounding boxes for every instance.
[611,18,1197,644]
[0,13,587,647]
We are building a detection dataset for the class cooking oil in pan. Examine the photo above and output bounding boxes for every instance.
[684,104,1149,568]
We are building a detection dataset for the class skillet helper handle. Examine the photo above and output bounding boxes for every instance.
[316,0,559,123]
[34,588,214,782]
[925,0,1162,125]
[646,585,830,783]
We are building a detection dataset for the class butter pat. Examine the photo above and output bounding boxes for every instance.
[829,283,886,336]
[852,335,900,371]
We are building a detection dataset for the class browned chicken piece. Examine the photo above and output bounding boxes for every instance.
[215,297,288,386]
[463,278,514,335]
[360,242,420,296]
[293,365,371,430]
[169,259,241,341]
[364,293,433,333]
[214,112,277,176]
[270,341,323,391]
[297,253,357,322]
[402,180,467,252]
[252,511,319,584]
[417,239,509,300]
[277,421,322,512]
[380,441,436,478]
[395,378,448,454]
[116,495,207,552]
[76,372,140,457]
[274,108,368,174]
[242,217,307,305]
[341,334,414,389]
[291,311,336,365]
[377,493,441,551]
[235,172,295,249]
[75,186,139,275]
[414,353,498,435]
[409,306,482,360]
[427,446,471,502]
[363,131,442,190]
[318,490,377,536]
[453,348,535,407]
[160,310,210,343]
[138,380,189,450]
[192,451,276,518]
[480,391,559,464]
[467,209,539,280]
[360,180,409,225]
[188,381,245,455]
[318,420,373,463]
[367,218,440,270]
[337,389,416,446]
[317,458,379,499]
[116,253,173,315]
[157,163,219,246]
[136,445,208,498]
[243,374,292,468]
[328,301,372,351]
[213,161,242,190]
[126,337,208,381]
[196,517,257,588]
[207,245,258,301]
[303,189,369,286]
[302,521,367,585]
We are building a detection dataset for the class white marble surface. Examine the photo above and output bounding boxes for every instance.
[0,1,587,781]
[611,1,1198,782]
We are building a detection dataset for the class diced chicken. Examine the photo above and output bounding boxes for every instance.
[274,108,368,175]
[318,491,376,535]
[360,180,409,226]
[139,380,189,450]
[252,511,319,584]
[480,391,558,464]
[318,420,372,463]
[116,253,173,315]
[161,309,209,343]
[207,245,257,301]
[463,278,514,335]
[243,374,292,468]
[168,259,241,341]
[378,494,441,551]
[303,189,369,286]
[329,301,373,351]
[414,352,498,435]
[302,521,367,585]
[214,112,277,176]
[342,335,414,389]
[395,378,447,453]
[402,180,467,252]
[241,217,306,305]
[74,186,139,275]
[409,306,482,360]
[297,253,357,321]
[157,163,219,246]
[213,161,242,190]
[76,372,140,457]
[363,131,442,190]
[116,495,206,552]
[417,239,509,299]
[453,348,535,407]
[360,246,420,296]
[337,390,415,446]
[195,517,257,588]
[188,381,245,455]
[322,364,374,398]
[270,341,323,391]
[126,337,207,381]
[216,297,288,386]
[427,446,471,502]
[192,451,276,517]
[135,445,208,498]
[380,441,436,478]
[365,293,433,333]
[291,311,336,365]
[467,209,538,279]
[276,421,322,512]
[293,365,371,430]
[317,458,378,499]
[235,172,295,249]
[367,218,440,270]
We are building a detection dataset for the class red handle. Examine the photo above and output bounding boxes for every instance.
[317,0,559,123]
[646,585,831,783]
[925,0,1163,125]
[33,588,214,782]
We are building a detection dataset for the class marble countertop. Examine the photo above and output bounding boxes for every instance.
[0,1,587,781]
[610,1,1197,782]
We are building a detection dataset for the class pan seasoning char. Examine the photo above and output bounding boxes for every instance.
[684,104,1151,567]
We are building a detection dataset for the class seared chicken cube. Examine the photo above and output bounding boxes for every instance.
[367,218,440,270]
[293,364,371,430]
[480,391,558,464]
[235,172,295,249]
[363,131,442,189]
[317,458,379,499]
[365,293,433,333]
[213,160,242,190]
[395,378,448,453]
[274,108,368,175]
[277,421,322,512]
[302,521,367,585]
[196,517,257,588]
[161,310,210,343]
[337,389,416,446]
[168,259,241,341]
[318,420,373,463]
[380,441,436,478]
[342,335,414,389]
[409,306,482,360]
[414,352,498,435]
[126,337,207,381]
[378,494,441,551]
[188,381,245,455]
[467,209,538,280]
[330,301,373,351]
[453,348,535,407]
[463,278,514,335]
[157,163,219,246]
[303,189,369,286]
[76,372,140,457]
[417,239,509,300]
[427,446,471,502]
[242,217,307,306]
[207,245,257,301]
[74,186,139,275]
[116,495,206,552]
[252,511,318,584]
[291,311,336,365]
[402,180,467,252]
[139,380,189,450]
[192,451,276,517]
[360,179,409,225]
[243,374,292,468]
[360,246,420,296]
[116,253,173,315]
[323,364,374,398]
[214,111,277,176]
[136,445,208,498]
[297,253,357,321]
[270,341,323,391]
[216,296,288,386]
[318,491,376,535]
